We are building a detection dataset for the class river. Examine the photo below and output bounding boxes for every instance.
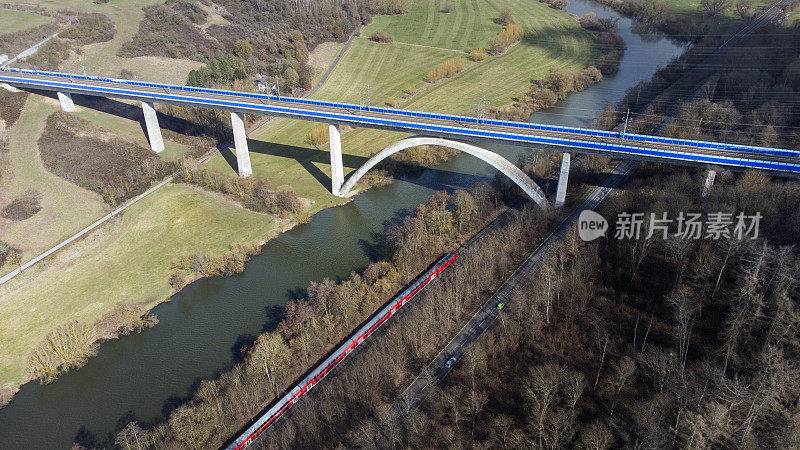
[0,1,684,447]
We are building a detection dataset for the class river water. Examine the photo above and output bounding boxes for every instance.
[0,1,684,447]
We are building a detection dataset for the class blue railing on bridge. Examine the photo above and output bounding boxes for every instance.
[3,66,800,162]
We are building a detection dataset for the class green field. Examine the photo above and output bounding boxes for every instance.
[0,184,275,386]
[0,0,596,392]
[0,9,54,35]
[4,0,203,80]
[363,0,503,51]
[207,0,596,201]
[0,96,109,273]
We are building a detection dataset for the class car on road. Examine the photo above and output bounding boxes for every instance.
[445,357,457,369]
[496,302,505,310]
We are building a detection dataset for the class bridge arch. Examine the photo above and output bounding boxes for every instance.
[339,136,550,208]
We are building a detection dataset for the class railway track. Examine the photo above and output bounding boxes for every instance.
[3,69,799,175]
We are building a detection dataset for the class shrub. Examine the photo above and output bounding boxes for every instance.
[580,12,601,30]
[305,124,329,147]
[22,38,72,70]
[369,29,395,43]
[487,23,524,55]
[38,112,175,206]
[385,96,398,107]
[372,0,412,15]
[469,48,488,61]
[233,40,253,59]
[1,190,41,221]
[426,57,468,82]
[497,7,514,25]
[403,83,416,95]
[0,241,20,269]
[59,13,116,45]
[441,3,455,13]
[0,90,28,128]
[545,67,575,98]
[540,0,569,9]
[186,56,248,87]
[27,321,98,384]
[170,272,187,290]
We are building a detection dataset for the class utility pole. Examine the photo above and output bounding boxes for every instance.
[81,62,86,78]
[621,109,630,143]
[476,95,489,124]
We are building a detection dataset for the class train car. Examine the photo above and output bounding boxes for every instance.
[226,251,458,450]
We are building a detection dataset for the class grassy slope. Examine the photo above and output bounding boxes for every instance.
[5,0,203,80]
[0,9,53,35]
[363,0,502,50]
[0,96,109,266]
[0,1,254,387]
[0,0,594,389]
[206,0,596,201]
[0,184,275,385]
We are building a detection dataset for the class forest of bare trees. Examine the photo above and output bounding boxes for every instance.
[103,181,565,449]
[246,166,799,449]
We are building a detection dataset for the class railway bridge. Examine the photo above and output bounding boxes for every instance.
[2,67,799,208]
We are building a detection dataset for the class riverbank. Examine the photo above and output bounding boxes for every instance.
[0,0,600,401]
[0,1,642,448]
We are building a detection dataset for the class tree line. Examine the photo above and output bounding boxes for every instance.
[253,164,800,448]
[103,181,559,449]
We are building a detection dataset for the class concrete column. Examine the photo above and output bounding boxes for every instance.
[141,101,165,153]
[555,152,571,208]
[701,169,716,197]
[0,83,20,92]
[57,92,74,112]
[230,112,252,178]
[329,123,344,196]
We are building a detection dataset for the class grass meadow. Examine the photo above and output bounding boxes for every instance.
[207,0,596,200]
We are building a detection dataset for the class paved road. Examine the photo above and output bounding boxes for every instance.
[399,160,637,407]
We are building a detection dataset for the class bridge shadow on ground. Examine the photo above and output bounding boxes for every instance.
[520,27,598,74]
[219,138,491,194]
[28,89,210,146]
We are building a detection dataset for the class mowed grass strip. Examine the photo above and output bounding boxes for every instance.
[0,9,54,35]
[0,184,274,386]
[209,0,595,201]
[205,39,454,199]
[364,0,502,50]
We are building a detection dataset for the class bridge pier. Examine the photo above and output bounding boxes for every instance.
[230,112,252,178]
[555,152,571,208]
[57,92,74,112]
[701,169,716,197]
[141,101,165,153]
[0,82,20,92]
[329,123,344,196]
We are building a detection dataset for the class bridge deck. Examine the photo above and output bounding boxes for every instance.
[2,68,799,176]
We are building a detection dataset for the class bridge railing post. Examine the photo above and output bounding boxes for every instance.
[329,123,344,196]
[231,112,252,178]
